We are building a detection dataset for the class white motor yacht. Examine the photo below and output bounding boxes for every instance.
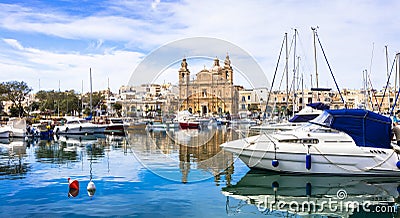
[54,117,106,135]
[5,118,27,138]
[221,109,400,175]
[0,126,11,138]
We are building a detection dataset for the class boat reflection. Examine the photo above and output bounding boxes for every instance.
[0,139,28,177]
[222,170,400,217]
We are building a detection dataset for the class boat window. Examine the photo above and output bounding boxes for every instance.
[111,119,124,124]
[279,138,319,144]
[67,120,79,124]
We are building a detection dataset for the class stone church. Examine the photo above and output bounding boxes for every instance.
[178,54,240,116]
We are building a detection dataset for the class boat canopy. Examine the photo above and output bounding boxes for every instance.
[310,109,392,149]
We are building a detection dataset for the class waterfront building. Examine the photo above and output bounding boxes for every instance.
[178,55,241,116]
[119,83,178,118]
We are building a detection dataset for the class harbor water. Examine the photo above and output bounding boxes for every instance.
[0,125,399,217]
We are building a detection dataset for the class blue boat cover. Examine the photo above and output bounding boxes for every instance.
[310,109,392,149]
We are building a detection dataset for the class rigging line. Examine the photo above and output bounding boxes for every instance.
[296,31,313,79]
[366,43,380,110]
[367,75,380,111]
[369,42,374,79]
[265,35,286,114]
[390,86,400,115]
[378,55,397,112]
[315,33,346,107]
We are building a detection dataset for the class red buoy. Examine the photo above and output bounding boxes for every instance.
[68,178,79,190]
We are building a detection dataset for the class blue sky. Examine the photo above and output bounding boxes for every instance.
[1,0,400,93]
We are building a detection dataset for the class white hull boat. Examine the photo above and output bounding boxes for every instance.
[6,118,27,138]
[54,117,106,135]
[221,109,400,175]
[0,127,10,138]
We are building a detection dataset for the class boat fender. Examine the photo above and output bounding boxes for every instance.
[87,180,96,197]
[272,159,279,167]
[272,181,279,191]
[79,126,82,132]
[306,154,312,170]
[396,160,400,169]
[306,182,312,196]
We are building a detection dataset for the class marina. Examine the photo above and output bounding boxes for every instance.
[3,1,400,217]
[0,125,399,217]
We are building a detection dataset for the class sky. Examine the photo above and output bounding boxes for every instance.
[1,0,400,94]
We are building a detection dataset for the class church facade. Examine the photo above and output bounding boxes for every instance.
[178,55,240,116]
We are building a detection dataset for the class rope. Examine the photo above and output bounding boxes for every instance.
[316,33,345,107]
[265,35,286,116]
[313,145,396,173]
[390,86,400,115]
[379,56,396,113]
[364,150,395,171]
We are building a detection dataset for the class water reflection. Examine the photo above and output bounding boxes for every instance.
[0,126,242,185]
[125,126,240,183]
[222,170,400,217]
[0,139,28,178]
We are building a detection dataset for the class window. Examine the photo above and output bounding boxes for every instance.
[202,89,207,97]
[247,96,250,100]
[241,104,246,109]
[242,96,246,102]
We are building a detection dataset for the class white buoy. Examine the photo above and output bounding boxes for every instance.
[87,180,96,197]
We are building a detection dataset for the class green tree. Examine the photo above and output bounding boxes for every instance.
[113,102,122,117]
[36,90,80,116]
[82,91,105,116]
[2,81,32,117]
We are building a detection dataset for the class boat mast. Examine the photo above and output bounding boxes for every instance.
[397,53,400,113]
[285,32,289,118]
[81,80,84,117]
[58,80,60,117]
[301,70,305,109]
[312,27,319,88]
[292,29,297,114]
[312,26,319,101]
[363,69,368,108]
[90,68,93,117]
[386,45,390,112]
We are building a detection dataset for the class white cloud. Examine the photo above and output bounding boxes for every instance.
[1,0,400,94]
[151,0,161,10]
[3,38,24,50]
[0,38,144,92]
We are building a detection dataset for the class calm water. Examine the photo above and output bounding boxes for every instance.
[0,126,399,218]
